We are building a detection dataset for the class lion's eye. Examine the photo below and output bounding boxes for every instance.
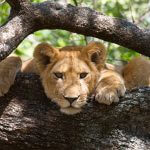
[54,72,63,79]
[80,72,88,79]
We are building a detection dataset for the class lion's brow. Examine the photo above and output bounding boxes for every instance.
[59,46,84,52]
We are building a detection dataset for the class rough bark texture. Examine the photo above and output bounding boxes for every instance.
[0,0,150,149]
[0,73,149,150]
[0,0,150,61]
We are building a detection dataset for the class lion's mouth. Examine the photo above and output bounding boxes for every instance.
[60,107,81,115]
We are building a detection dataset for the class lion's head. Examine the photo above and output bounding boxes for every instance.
[33,42,106,115]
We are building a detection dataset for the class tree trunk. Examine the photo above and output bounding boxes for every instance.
[0,73,149,150]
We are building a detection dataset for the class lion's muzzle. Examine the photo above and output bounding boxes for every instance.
[63,96,80,103]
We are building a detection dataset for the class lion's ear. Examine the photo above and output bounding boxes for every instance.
[33,43,59,73]
[82,42,107,70]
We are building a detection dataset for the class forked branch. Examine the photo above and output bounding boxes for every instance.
[0,0,150,61]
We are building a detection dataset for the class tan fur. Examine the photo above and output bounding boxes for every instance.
[0,42,149,115]
[122,56,150,90]
[0,56,22,96]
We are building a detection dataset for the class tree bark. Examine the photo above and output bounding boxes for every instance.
[0,73,149,150]
[0,1,150,149]
[0,0,150,61]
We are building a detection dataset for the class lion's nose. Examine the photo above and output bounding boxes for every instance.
[64,96,79,103]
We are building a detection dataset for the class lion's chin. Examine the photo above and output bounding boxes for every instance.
[60,107,82,115]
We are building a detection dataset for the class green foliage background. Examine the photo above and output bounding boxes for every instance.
[0,0,149,63]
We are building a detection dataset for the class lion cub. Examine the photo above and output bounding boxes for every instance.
[0,42,150,115]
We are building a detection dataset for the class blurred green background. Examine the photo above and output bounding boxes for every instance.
[0,0,150,64]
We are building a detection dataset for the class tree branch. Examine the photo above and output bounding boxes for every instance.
[6,0,31,10]
[0,1,150,61]
[0,73,149,149]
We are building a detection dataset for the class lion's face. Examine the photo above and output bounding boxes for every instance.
[42,56,97,115]
[34,42,106,115]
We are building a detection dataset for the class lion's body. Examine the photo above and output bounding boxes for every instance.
[0,42,150,114]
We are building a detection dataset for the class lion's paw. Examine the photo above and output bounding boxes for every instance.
[0,70,15,96]
[95,83,126,105]
[0,57,22,97]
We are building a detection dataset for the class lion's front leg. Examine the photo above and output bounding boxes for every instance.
[0,56,22,96]
[95,70,126,105]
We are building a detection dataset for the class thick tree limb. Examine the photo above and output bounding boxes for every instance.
[6,0,30,10]
[0,1,150,61]
[0,73,149,149]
